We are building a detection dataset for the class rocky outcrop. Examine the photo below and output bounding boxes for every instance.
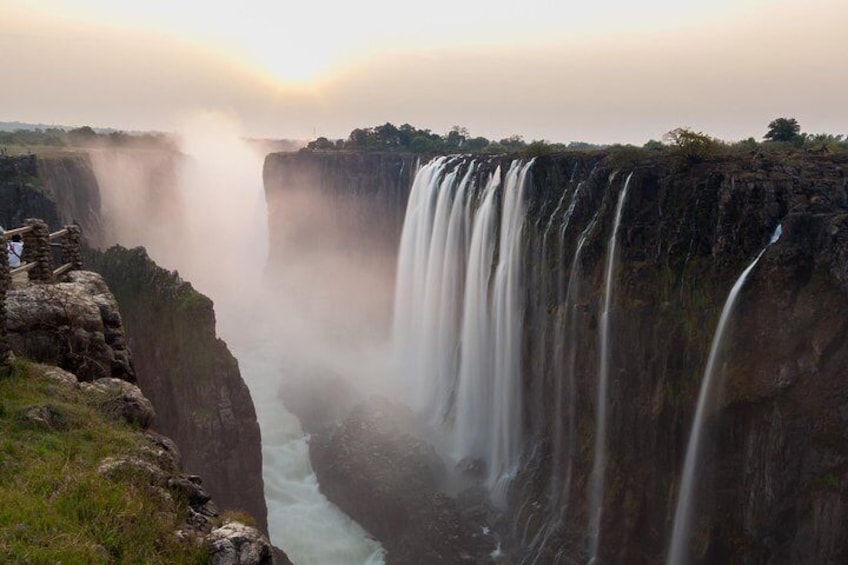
[2,151,272,541]
[80,377,156,429]
[4,271,281,564]
[83,245,269,536]
[5,270,134,381]
[85,386,272,564]
[209,522,274,565]
[310,396,498,564]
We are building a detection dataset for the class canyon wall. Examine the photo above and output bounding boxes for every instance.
[516,152,848,564]
[84,246,269,534]
[264,149,848,563]
[263,151,417,266]
[0,154,101,244]
[0,153,271,535]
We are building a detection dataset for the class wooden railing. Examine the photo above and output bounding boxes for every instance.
[3,219,83,282]
[1,218,84,371]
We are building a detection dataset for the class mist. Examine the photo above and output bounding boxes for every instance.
[90,111,391,564]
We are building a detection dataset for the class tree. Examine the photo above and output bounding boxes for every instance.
[445,126,469,149]
[306,136,336,150]
[663,127,717,163]
[764,117,801,142]
[67,126,99,145]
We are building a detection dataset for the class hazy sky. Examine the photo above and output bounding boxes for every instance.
[2,0,846,144]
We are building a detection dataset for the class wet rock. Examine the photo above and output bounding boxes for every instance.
[310,396,497,564]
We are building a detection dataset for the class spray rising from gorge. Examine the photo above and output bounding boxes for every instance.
[89,113,386,564]
[80,129,848,564]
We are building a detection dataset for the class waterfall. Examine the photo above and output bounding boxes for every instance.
[392,157,449,411]
[666,224,783,565]
[549,180,586,505]
[524,186,601,565]
[393,157,532,499]
[588,172,633,563]
[489,160,531,494]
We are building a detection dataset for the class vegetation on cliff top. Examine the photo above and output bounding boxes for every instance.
[0,126,177,157]
[0,360,210,564]
[302,118,848,162]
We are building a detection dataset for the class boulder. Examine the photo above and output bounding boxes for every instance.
[80,377,155,429]
[5,270,135,382]
[208,521,273,565]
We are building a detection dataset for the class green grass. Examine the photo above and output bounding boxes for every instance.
[0,360,211,564]
[1,144,86,158]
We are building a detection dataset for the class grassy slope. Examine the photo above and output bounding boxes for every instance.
[0,360,210,564]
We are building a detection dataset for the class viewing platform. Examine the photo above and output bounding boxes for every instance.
[1,219,83,369]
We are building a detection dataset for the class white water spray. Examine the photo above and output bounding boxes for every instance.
[393,157,532,499]
[90,112,386,564]
[666,224,783,565]
[588,172,633,563]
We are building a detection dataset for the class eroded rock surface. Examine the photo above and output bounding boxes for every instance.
[310,396,498,564]
[5,270,134,381]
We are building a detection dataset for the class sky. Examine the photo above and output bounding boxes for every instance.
[1,0,846,145]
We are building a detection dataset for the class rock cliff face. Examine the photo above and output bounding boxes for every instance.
[0,154,103,245]
[1,152,272,539]
[264,150,848,564]
[263,151,417,269]
[84,246,269,536]
[515,153,848,564]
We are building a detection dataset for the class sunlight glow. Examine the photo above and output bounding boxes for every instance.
[11,0,768,83]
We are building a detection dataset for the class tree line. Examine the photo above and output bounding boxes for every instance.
[0,126,175,151]
[306,123,594,155]
[306,118,848,159]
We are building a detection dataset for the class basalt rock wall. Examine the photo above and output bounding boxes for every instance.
[514,152,848,564]
[84,246,269,535]
[263,151,418,269]
[0,154,103,245]
[266,149,848,564]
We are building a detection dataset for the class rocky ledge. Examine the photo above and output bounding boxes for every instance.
[2,271,289,564]
[48,365,274,564]
[308,396,499,564]
[6,270,134,382]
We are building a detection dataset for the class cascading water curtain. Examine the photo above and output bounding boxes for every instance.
[393,157,533,502]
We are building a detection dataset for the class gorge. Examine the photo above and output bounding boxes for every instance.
[264,148,848,564]
[3,137,847,564]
